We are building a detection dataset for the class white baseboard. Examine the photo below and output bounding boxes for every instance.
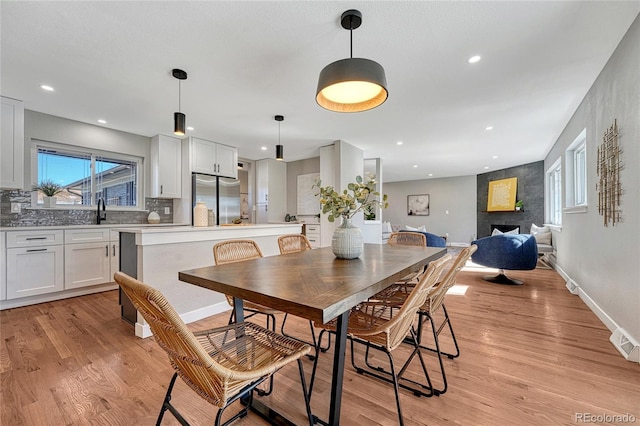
[134,301,231,338]
[449,242,470,247]
[547,261,638,364]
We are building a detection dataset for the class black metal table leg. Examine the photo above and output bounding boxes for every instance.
[328,311,349,425]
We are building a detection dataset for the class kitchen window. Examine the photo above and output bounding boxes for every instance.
[32,141,142,209]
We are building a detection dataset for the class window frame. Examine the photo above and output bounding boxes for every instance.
[564,129,588,213]
[30,139,144,210]
[546,158,562,225]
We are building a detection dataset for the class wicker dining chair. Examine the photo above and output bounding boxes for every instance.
[308,254,451,426]
[277,235,317,346]
[365,245,478,395]
[387,231,426,247]
[213,240,280,332]
[113,271,313,426]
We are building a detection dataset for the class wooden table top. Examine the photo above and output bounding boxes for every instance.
[179,244,447,324]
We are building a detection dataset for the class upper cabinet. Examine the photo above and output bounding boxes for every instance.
[187,137,238,179]
[1,96,25,189]
[149,135,182,198]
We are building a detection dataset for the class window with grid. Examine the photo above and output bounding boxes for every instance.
[34,141,141,208]
[546,159,562,225]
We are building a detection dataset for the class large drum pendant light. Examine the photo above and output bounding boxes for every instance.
[316,10,388,113]
[275,115,284,161]
[172,68,187,135]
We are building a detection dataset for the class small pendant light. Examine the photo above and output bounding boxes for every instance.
[172,69,187,135]
[275,115,284,161]
[316,10,388,113]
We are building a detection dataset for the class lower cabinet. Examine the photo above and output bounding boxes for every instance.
[109,230,120,280]
[6,245,64,299]
[305,224,321,249]
[64,242,111,289]
[0,232,5,301]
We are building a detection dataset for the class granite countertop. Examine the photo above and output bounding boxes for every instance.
[0,223,190,232]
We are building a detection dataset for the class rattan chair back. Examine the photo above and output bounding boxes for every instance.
[422,245,477,314]
[278,234,312,254]
[387,231,426,247]
[114,271,309,410]
[213,239,263,265]
[351,254,451,351]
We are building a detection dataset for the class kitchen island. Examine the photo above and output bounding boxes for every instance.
[116,223,302,337]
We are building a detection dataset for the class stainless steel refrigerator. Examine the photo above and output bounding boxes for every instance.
[191,173,241,225]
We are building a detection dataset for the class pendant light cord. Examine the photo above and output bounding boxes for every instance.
[349,15,353,58]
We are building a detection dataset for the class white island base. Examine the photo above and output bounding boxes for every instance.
[116,224,302,337]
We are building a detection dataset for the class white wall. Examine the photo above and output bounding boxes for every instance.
[384,175,477,245]
[544,16,639,347]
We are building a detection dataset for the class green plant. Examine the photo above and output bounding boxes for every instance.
[515,200,524,208]
[33,179,64,197]
[314,175,388,222]
[364,204,376,220]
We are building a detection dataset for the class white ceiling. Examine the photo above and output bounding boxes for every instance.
[2,1,638,182]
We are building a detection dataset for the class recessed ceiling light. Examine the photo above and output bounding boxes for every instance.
[428,173,433,177]
[97,119,107,124]
[484,166,489,169]
[187,126,194,131]
[492,155,498,159]
[261,146,267,151]
[40,84,54,91]
[468,55,481,64]
[396,141,403,146]
[485,126,493,131]
[413,164,418,168]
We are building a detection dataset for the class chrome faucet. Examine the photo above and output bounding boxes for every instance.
[97,198,107,224]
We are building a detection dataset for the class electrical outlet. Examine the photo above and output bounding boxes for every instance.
[164,207,170,215]
[11,203,21,213]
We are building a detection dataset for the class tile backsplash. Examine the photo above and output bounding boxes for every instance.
[0,190,174,227]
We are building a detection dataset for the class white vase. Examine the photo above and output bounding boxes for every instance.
[331,217,363,259]
[194,201,208,227]
[43,196,57,208]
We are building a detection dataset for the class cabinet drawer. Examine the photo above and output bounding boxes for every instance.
[65,228,110,244]
[306,235,321,249]
[305,224,321,234]
[6,230,64,248]
[110,230,120,241]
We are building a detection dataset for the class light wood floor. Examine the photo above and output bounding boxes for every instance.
[2,261,639,425]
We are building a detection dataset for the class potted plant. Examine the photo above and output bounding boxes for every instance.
[314,175,388,259]
[33,179,64,208]
[515,200,524,211]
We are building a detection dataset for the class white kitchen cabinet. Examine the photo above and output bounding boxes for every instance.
[187,137,238,178]
[1,96,24,189]
[0,232,6,300]
[255,158,286,223]
[305,224,321,249]
[6,230,64,299]
[64,229,111,290]
[150,134,182,198]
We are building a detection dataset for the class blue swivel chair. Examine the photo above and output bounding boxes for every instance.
[399,230,446,247]
[471,233,538,285]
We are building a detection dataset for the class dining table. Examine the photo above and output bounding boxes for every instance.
[178,243,447,426]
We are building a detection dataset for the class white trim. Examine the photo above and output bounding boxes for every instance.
[564,205,588,214]
[0,283,117,310]
[549,261,638,364]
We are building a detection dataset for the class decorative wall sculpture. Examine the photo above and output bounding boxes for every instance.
[596,119,623,226]
[487,177,518,211]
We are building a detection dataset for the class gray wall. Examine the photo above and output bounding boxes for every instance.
[544,16,639,345]
[384,175,477,245]
[286,157,320,216]
[476,161,544,238]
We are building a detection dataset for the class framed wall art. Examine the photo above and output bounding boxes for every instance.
[487,177,518,211]
[408,194,430,216]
